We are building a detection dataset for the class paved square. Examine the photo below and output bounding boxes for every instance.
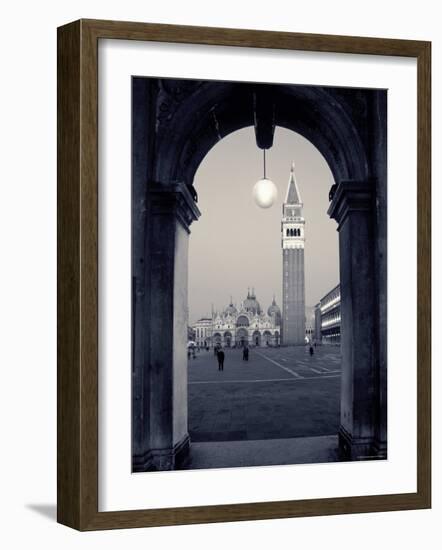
[188,345,341,442]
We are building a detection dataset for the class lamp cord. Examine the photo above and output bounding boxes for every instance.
[263,149,266,179]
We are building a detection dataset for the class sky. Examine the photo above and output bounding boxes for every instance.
[188,126,339,323]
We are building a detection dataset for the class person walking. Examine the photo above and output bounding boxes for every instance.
[243,346,249,362]
[217,348,225,371]
[309,345,314,357]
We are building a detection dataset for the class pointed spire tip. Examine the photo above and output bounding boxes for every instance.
[284,160,302,204]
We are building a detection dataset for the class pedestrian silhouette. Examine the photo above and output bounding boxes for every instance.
[217,349,225,371]
[309,345,314,356]
[243,346,249,361]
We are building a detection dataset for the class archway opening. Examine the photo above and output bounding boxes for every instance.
[188,126,341,448]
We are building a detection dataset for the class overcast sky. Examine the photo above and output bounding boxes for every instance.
[188,126,339,323]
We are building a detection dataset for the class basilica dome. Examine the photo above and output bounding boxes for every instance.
[267,297,282,323]
[224,302,237,316]
[243,289,261,315]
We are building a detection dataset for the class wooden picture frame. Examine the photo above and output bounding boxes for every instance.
[57,18,431,530]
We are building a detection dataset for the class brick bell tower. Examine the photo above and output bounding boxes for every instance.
[281,162,305,345]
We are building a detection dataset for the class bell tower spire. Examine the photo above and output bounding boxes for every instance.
[285,161,303,206]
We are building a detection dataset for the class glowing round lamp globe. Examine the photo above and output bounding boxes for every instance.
[253,178,278,208]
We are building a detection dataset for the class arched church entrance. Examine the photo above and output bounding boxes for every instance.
[274,331,280,346]
[252,331,261,347]
[236,328,248,348]
[213,333,222,345]
[132,78,387,471]
[223,331,232,347]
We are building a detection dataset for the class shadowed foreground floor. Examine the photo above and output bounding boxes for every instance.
[180,435,341,470]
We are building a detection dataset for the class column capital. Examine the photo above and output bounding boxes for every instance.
[148,181,201,232]
[327,180,374,228]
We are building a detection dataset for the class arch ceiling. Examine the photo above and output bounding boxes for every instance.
[153,79,371,191]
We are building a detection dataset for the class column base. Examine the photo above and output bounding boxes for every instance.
[371,437,388,460]
[133,434,191,472]
[338,426,387,461]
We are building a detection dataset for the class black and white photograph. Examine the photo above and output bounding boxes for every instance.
[131,77,388,472]
[1,0,435,543]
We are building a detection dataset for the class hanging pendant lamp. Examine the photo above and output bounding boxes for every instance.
[252,149,278,208]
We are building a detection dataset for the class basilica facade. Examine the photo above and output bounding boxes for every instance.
[193,290,282,348]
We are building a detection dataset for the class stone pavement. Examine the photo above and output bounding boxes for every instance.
[182,435,341,470]
[188,345,341,443]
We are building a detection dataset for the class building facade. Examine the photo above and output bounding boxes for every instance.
[192,290,281,348]
[305,306,315,343]
[281,163,306,345]
[193,317,212,348]
[314,284,341,344]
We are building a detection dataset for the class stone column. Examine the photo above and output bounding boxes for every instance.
[135,182,200,471]
[328,181,383,460]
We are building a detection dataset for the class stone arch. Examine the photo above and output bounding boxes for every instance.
[236,315,250,327]
[132,77,387,470]
[154,81,369,189]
